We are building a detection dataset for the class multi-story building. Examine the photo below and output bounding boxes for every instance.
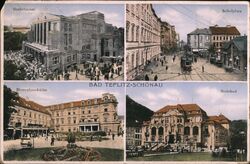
[7,97,51,138]
[126,4,161,80]
[160,21,178,54]
[141,104,230,151]
[7,93,122,138]
[222,35,247,73]
[209,25,240,59]
[126,126,142,147]
[22,11,124,72]
[187,28,211,54]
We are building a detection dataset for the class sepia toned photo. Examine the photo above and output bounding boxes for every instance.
[126,3,248,81]
[3,3,124,81]
[126,83,247,161]
[3,82,124,161]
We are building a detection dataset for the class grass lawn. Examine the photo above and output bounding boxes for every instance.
[4,147,123,161]
[127,152,247,161]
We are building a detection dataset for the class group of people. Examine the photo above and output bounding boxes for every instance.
[5,51,48,80]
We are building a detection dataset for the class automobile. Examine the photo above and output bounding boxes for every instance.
[20,137,33,148]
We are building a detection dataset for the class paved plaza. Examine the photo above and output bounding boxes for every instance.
[4,135,124,152]
[138,53,247,81]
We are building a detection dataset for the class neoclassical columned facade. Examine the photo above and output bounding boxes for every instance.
[23,11,123,72]
[141,104,230,151]
[126,4,161,80]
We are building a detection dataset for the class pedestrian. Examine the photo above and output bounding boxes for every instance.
[145,74,149,81]
[166,65,168,71]
[202,65,204,73]
[154,75,158,81]
[51,135,55,146]
[112,133,115,140]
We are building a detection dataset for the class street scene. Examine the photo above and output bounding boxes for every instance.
[3,82,124,161]
[126,83,247,161]
[4,3,124,81]
[126,4,248,81]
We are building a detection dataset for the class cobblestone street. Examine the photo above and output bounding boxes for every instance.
[139,52,247,81]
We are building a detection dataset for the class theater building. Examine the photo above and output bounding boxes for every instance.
[22,11,123,72]
[7,93,122,138]
[126,4,161,80]
[141,104,230,151]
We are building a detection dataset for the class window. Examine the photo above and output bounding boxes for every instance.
[184,127,190,135]
[88,110,91,114]
[104,108,108,112]
[48,22,51,31]
[68,112,71,115]
[61,118,64,124]
[67,56,71,63]
[69,23,72,31]
[69,34,72,44]
[64,34,68,45]
[193,126,199,135]
[64,23,68,32]
[52,57,59,65]
[151,127,156,135]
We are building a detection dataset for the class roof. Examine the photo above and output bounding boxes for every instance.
[206,114,231,124]
[222,36,247,52]
[209,25,240,35]
[155,104,207,116]
[14,97,50,115]
[188,28,211,35]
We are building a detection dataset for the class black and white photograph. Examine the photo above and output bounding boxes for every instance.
[3,3,124,81]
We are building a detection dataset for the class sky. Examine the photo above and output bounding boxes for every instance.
[3,3,124,28]
[5,82,125,116]
[153,4,248,42]
[127,82,248,121]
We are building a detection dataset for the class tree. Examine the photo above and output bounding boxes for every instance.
[4,85,19,131]
[4,60,27,80]
[208,44,215,55]
[4,31,27,51]
[230,120,247,150]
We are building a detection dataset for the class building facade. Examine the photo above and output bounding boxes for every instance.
[209,25,240,60]
[141,104,230,151]
[7,97,51,138]
[126,126,142,147]
[22,12,124,72]
[7,93,122,138]
[222,36,247,73]
[160,21,178,54]
[187,28,211,54]
[126,4,161,80]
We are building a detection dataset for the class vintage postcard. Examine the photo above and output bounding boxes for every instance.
[126,3,248,81]
[126,82,247,161]
[3,3,124,81]
[2,82,124,161]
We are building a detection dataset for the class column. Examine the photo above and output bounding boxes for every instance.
[36,24,38,43]
[90,125,93,132]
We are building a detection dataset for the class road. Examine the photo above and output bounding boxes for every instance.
[138,52,247,81]
[3,135,124,152]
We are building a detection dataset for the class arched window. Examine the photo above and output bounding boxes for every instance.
[151,127,156,135]
[193,126,199,135]
[184,126,190,135]
[126,21,130,41]
[158,127,164,135]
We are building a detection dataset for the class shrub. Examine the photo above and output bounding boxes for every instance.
[67,132,76,143]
